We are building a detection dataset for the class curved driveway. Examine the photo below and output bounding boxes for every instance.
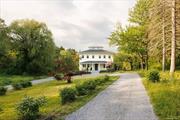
[66,73,158,120]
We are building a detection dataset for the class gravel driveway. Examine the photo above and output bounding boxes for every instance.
[66,73,158,120]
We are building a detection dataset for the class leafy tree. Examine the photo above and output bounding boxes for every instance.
[9,19,55,75]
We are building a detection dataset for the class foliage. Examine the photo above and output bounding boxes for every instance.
[76,80,96,96]
[54,73,64,81]
[143,71,180,120]
[12,81,32,90]
[0,76,119,120]
[55,48,79,74]
[147,70,160,82]
[16,96,47,120]
[9,19,55,75]
[60,87,76,104]
[0,86,7,96]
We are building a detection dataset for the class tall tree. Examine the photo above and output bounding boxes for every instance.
[9,19,55,75]
[170,0,176,78]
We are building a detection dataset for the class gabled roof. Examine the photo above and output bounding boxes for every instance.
[79,49,114,55]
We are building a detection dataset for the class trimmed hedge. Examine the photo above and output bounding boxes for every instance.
[0,86,7,96]
[60,87,76,104]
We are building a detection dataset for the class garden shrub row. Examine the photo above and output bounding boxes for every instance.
[60,75,110,104]
[0,86,7,96]
[13,81,32,90]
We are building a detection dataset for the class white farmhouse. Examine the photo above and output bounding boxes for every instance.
[79,47,114,72]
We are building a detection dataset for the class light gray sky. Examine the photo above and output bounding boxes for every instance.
[0,0,136,51]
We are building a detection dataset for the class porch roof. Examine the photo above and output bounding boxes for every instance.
[80,61,107,64]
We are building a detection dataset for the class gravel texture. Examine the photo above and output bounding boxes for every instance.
[66,73,158,120]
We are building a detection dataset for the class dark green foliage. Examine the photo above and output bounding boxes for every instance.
[60,87,76,104]
[147,70,160,82]
[54,73,64,81]
[76,80,96,96]
[9,19,55,75]
[16,96,47,120]
[12,83,23,90]
[21,81,32,88]
[12,81,32,90]
[0,86,7,96]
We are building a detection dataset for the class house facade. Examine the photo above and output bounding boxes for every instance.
[79,47,114,72]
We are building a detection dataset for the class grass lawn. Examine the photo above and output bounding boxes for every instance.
[143,71,180,120]
[0,74,47,86]
[0,75,119,120]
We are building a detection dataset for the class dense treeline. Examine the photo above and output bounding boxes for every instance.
[0,19,79,75]
[109,0,180,78]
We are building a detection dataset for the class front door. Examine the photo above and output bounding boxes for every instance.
[95,64,98,71]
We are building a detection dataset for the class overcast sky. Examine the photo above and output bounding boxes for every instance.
[0,0,136,51]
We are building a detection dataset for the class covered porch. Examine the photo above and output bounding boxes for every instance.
[80,61,107,72]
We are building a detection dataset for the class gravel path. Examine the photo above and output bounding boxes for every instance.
[66,73,158,120]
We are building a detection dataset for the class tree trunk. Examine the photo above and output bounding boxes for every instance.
[170,0,176,79]
[162,10,166,72]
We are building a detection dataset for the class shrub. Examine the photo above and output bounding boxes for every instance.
[2,79,12,85]
[21,81,32,88]
[54,73,64,81]
[16,96,47,120]
[60,87,76,104]
[12,81,32,90]
[12,83,22,90]
[76,80,96,96]
[147,70,160,82]
[0,86,7,96]
[104,75,110,81]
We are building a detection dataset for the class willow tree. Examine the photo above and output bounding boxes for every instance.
[9,19,56,75]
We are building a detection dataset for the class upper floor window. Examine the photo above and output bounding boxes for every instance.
[99,55,101,59]
[81,55,84,58]
[87,55,89,58]
[92,55,95,59]
[108,56,111,59]
[104,55,106,58]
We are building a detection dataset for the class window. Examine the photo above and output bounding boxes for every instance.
[99,55,101,59]
[103,64,106,68]
[87,55,89,58]
[104,55,106,58]
[109,56,111,59]
[92,55,94,59]
[83,64,86,67]
[82,55,84,58]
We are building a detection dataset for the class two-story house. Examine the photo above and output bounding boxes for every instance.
[79,46,114,72]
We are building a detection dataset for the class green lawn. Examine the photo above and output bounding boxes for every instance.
[0,76,119,120]
[0,74,47,86]
[143,71,180,120]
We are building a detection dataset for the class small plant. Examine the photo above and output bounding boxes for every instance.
[0,86,7,96]
[12,83,23,90]
[76,80,96,96]
[60,87,76,104]
[147,70,160,82]
[16,96,47,120]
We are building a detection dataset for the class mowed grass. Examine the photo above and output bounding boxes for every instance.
[0,76,119,120]
[143,71,180,120]
[0,74,47,86]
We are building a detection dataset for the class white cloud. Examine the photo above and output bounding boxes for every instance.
[1,0,136,51]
